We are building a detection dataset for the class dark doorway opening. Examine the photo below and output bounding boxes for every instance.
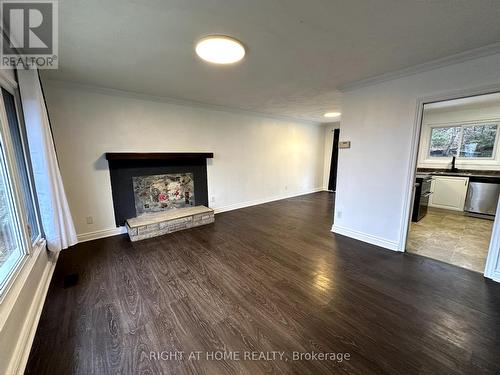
[328,128,340,192]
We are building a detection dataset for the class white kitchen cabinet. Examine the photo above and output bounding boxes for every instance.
[429,176,469,211]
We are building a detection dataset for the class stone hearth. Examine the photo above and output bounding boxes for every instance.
[125,206,214,241]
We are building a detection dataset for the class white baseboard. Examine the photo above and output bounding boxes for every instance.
[213,188,325,214]
[77,226,127,243]
[332,224,400,252]
[75,189,326,242]
[8,252,59,375]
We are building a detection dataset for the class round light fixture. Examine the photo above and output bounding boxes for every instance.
[324,112,341,118]
[195,35,246,64]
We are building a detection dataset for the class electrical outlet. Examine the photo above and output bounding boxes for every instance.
[210,196,215,203]
[336,211,342,219]
[86,216,94,224]
[285,185,288,191]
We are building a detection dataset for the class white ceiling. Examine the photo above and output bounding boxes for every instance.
[42,0,500,123]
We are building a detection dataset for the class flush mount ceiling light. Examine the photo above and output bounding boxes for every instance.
[195,35,246,64]
[324,112,341,118]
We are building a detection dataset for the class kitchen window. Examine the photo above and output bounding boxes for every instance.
[429,123,498,159]
[0,84,41,294]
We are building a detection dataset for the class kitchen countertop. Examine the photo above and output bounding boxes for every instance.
[417,168,500,182]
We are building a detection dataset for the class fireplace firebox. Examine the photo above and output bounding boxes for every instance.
[106,153,213,226]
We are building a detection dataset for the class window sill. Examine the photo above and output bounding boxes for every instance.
[0,239,49,332]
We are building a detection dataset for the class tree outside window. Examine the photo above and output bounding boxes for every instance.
[429,123,497,158]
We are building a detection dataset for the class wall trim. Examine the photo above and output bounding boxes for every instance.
[339,43,500,92]
[213,188,325,214]
[77,226,127,243]
[7,252,58,375]
[332,224,400,252]
[76,189,326,241]
[0,71,17,92]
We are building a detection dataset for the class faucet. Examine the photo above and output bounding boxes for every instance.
[451,156,458,172]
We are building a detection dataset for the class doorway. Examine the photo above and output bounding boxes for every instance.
[328,128,340,192]
[405,91,500,273]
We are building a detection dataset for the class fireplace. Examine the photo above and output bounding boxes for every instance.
[133,172,195,215]
[106,152,213,226]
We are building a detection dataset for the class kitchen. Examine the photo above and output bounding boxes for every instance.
[407,92,500,273]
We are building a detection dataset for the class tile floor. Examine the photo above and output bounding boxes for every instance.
[407,208,493,273]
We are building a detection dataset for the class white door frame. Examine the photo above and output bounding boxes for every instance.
[400,83,500,282]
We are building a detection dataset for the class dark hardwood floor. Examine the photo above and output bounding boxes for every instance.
[26,192,500,374]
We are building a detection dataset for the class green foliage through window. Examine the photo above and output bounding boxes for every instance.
[429,124,497,158]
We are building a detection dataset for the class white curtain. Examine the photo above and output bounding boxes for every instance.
[17,69,77,251]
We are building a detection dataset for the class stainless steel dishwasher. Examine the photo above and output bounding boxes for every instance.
[465,181,500,218]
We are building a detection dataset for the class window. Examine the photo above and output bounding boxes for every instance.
[429,126,461,157]
[0,144,24,290]
[460,124,497,158]
[2,89,41,242]
[429,123,498,159]
[0,85,40,293]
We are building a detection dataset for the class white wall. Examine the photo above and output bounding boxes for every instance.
[418,104,500,170]
[333,52,500,253]
[322,122,341,190]
[42,81,326,238]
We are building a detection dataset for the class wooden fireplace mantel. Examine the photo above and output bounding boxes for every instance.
[105,152,214,161]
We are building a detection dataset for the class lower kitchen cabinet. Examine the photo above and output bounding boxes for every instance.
[429,176,469,211]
